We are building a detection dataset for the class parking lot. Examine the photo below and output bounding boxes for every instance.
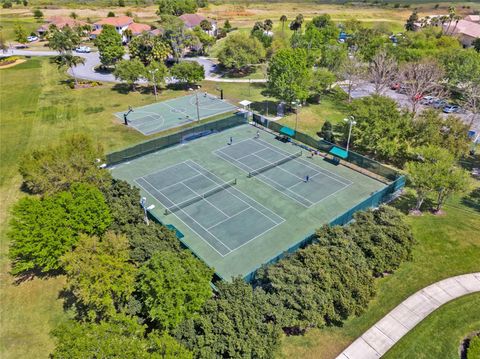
[344,82,479,134]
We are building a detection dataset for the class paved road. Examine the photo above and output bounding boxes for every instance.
[3,49,266,83]
[336,273,480,359]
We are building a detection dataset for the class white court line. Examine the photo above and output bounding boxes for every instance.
[211,150,313,207]
[149,173,204,194]
[207,207,251,230]
[134,178,231,257]
[184,160,284,225]
[181,181,232,219]
[256,138,353,187]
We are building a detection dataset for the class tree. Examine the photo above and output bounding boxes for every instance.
[199,19,212,33]
[369,49,397,94]
[318,120,335,142]
[8,183,112,276]
[348,95,413,164]
[52,315,192,359]
[217,32,266,71]
[129,33,170,65]
[176,279,281,359]
[33,9,43,20]
[156,0,197,16]
[170,61,204,87]
[309,67,336,102]
[399,59,445,115]
[94,24,125,67]
[47,26,81,54]
[473,38,480,53]
[161,15,188,62]
[267,48,311,105]
[14,23,28,45]
[137,250,213,331]
[2,1,12,9]
[289,14,304,33]
[145,61,168,97]
[55,53,85,86]
[337,53,367,102]
[405,11,418,32]
[107,11,115,17]
[114,58,145,90]
[62,232,136,321]
[264,19,273,32]
[412,109,471,159]
[468,336,480,359]
[70,11,78,19]
[223,19,232,32]
[280,15,287,33]
[406,146,470,213]
[19,134,109,195]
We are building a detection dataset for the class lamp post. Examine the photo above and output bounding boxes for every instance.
[292,100,301,132]
[149,68,158,100]
[344,115,356,152]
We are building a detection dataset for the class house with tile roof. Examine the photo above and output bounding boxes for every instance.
[444,18,480,47]
[179,13,216,36]
[37,16,89,36]
[91,16,152,43]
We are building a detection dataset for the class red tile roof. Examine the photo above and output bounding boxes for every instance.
[446,20,480,39]
[179,13,208,28]
[94,16,133,27]
[38,16,88,32]
[127,22,151,35]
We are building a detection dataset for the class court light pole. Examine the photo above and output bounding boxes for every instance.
[292,100,301,133]
[149,69,158,100]
[344,115,356,152]
[195,90,201,122]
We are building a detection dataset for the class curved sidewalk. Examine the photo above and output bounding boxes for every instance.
[337,273,480,359]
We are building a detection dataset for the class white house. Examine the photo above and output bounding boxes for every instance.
[91,16,152,43]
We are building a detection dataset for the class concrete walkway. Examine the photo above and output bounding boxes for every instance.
[337,273,480,359]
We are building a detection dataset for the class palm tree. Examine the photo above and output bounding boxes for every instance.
[439,15,449,34]
[445,6,456,35]
[450,15,461,35]
[280,15,287,33]
[57,54,85,86]
[264,19,273,32]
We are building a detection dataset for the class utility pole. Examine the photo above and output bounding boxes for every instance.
[149,68,158,100]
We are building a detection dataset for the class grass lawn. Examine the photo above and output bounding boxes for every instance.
[281,192,480,358]
[384,292,480,359]
[0,15,42,42]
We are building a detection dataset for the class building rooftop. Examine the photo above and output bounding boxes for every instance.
[94,16,133,27]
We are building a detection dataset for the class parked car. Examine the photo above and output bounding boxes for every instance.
[75,46,91,53]
[420,96,435,105]
[27,35,38,42]
[432,99,448,109]
[443,104,460,113]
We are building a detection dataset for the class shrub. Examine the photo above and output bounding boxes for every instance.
[468,335,480,359]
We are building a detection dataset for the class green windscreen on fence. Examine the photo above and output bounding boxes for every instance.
[107,113,247,165]
[254,117,399,181]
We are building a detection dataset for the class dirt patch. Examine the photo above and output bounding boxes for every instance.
[0,59,26,69]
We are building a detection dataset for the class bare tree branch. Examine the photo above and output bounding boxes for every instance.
[369,49,398,94]
[338,53,367,102]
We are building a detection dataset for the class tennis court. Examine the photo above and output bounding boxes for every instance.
[134,160,284,256]
[214,138,352,207]
[115,93,238,135]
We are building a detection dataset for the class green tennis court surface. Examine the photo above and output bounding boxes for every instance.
[214,138,353,207]
[114,93,238,135]
[110,124,387,280]
[135,160,284,256]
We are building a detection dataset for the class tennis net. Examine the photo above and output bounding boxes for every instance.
[248,151,302,177]
[164,178,237,215]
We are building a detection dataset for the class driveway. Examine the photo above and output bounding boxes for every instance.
[342,81,479,134]
[3,49,266,84]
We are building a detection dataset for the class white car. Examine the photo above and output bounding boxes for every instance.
[75,46,91,53]
[27,35,38,42]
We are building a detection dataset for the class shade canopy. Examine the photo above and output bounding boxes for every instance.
[329,146,349,159]
[280,126,295,137]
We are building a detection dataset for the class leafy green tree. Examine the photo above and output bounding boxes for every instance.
[55,53,85,86]
[33,9,43,20]
[318,43,347,72]
[52,314,192,358]
[176,278,281,359]
[161,15,188,62]
[107,11,115,17]
[217,32,266,71]
[309,67,336,102]
[412,109,470,159]
[468,335,480,359]
[62,232,136,321]
[170,61,204,87]
[94,24,125,67]
[256,237,375,330]
[348,95,413,165]
[320,206,415,276]
[289,14,304,33]
[156,0,197,16]
[267,48,311,105]
[137,250,213,331]
[47,26,81,54]
[14,23,28,45]
[128,33,170,65]
[19,134,109,195]
[191,26,215,54]
[318,120,335,142]
[9,183,112,276]
[2,0,12,8]
[473,38,480,53]
[405,11,418,31]
[223,19,232,32]
[406,146,470,212]
[199,19,212,32]
[114,58,145,90]
[145,60,168,97]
